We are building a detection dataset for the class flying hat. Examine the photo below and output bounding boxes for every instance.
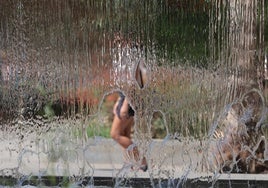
[135,59,148,89]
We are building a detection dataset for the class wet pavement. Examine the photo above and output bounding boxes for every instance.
[1,130,268,187]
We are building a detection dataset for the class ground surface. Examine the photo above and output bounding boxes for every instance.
[1,129,268,187]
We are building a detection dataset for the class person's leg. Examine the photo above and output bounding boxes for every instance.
[110,96,147,171]
[110,114,134,148]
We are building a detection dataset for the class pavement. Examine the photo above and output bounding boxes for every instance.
[1,127,268,187]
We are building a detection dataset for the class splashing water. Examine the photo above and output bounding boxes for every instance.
[0,0,267,187]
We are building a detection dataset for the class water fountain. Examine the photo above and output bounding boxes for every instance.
[0,0,267,187]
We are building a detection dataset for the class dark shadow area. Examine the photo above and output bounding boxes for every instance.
[2,175,268,188]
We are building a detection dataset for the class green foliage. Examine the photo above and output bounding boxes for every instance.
[43,102,55,118]
[152,68,217,139]
[0,177,17,186]
[35,84,56,118]
[153,10,210,67]
[86,120,111,138]
[151,113,167,139]
[265,0,268,50]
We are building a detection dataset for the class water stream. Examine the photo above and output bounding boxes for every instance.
[0,0,267,187]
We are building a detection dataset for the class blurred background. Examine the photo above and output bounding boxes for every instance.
[0,0,267,185]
